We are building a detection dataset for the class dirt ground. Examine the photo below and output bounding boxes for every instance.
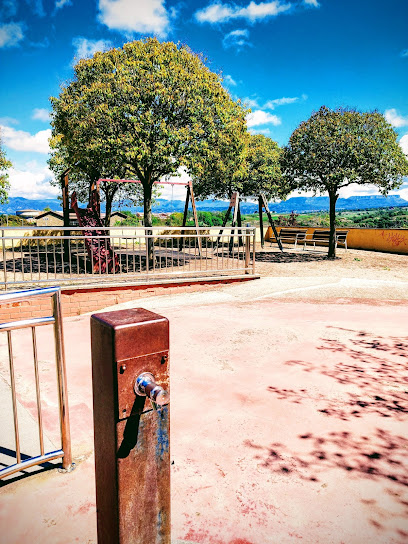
[254,244,407,282]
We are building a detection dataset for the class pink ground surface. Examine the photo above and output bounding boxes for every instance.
[0,296,407,544]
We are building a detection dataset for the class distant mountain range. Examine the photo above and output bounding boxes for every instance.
[1,194,407,216]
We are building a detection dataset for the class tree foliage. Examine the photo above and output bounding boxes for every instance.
[49,38,248,227]
[193,133,287,200]
[0,129,11,204]
[281,106,408,257]
[240,134,288,199]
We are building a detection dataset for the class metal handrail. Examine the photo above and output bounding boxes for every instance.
[0,287,72,479]
[1,227,257,290]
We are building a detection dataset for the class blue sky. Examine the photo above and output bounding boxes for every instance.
[0,0,407,202]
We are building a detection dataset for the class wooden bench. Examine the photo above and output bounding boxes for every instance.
[270,228,308,248]
[303,229,349,250]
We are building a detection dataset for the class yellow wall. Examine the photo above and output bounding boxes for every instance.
[264,226,408,255]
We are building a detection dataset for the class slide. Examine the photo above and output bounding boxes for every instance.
[71,191,120,274]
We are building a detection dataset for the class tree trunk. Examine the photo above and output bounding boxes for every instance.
[328,190,338,259]
[105,193,113,227]
[143,182,154,267]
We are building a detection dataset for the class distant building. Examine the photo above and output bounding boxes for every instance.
[16,209,42,219]
[36,210,127,227]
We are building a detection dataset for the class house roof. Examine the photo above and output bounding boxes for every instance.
[36,210,127,220]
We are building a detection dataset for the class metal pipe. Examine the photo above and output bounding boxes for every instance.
[7,330,21,464]
[2,228,8,290]
[52,290,72,470]
[32,326,45,456]
[0,449,64,479]
[0,316,55,332]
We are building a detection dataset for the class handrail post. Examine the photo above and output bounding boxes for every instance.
[2,229,7,290]
[91,308,170,544]
[252,228,256,275]
[52,289,72,470]
[245,227,250,274]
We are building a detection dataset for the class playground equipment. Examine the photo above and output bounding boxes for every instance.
[258,193,283,251]
[61,172,203,269]
[215,192,243,253]
[216,192,283,253]
[71,191,120,274]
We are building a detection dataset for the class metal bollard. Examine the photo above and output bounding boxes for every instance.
[91,308,170,544]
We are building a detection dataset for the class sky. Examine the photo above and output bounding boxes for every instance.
[0,0,407,203]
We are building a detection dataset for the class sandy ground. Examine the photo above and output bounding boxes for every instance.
[254,244,407,282]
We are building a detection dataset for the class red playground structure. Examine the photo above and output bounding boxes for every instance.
[70,190,120,274]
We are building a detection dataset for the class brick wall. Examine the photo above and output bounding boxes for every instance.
[0,277,253,322]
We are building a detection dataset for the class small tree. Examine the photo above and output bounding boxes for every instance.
[241,134,289,200]
[49,38,248,230]
[0,129,11,204]
[281,106,408,257]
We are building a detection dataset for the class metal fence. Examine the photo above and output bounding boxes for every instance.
[0,287,72,479]
[1,226,256,290]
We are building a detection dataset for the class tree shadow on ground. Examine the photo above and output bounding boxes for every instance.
[259,326,408,537]
[268,327,408,421]
[253,251,334,263]
[0,249,194,276]
[244,429,408,538]
[244,428,408,488]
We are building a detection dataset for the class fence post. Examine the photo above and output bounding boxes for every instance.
[244,226,250,274]
[91,308,170,544]
[2,229,7,290]
[252,228,256,275]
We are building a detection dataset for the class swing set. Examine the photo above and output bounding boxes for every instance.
[61,173,204,271]
[61,170,282,273]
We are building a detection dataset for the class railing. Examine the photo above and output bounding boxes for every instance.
[0,226,256,290]
[0,287,72,479]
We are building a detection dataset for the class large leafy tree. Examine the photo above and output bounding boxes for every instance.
[49,38,248,227]
[0,129,11,204]
[281,106,408,257]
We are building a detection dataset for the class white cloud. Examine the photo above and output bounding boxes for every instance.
[338,184,381,199]
[8,161,59,199]
[245,94,305,110]
[264,96,299,108]
[249,127,271,135]
[55,0,72,9]
[244,96,260,108]
[196,1,291,24]
[98,0,170,37]
[1,125,51,154]
[246,110,281,127]
[224,74,237,86]
[303,0,319,7]
[72,37,113,63]
[32,108,50,122]
[0,22,24,48]
[223,28,252,49]
[384,108,408,128]
[158,167,191,200]
[0,117,19,126]
[399,134,408,155]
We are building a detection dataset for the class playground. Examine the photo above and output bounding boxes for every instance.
[0,257,407,544]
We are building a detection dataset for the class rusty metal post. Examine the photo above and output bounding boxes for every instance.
[245,226,250,274]
[91,308,170,544]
